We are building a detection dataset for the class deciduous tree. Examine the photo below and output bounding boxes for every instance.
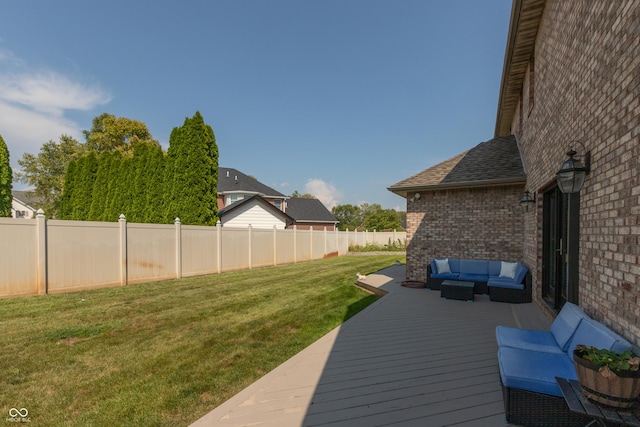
[17,135,86,218]
[83,113,160,155]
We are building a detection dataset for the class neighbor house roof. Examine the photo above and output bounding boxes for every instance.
[218,167,286,198]
[12,190,41,210]
[495,0,546,137]
[388,135,526,198]
[285,198,338,225]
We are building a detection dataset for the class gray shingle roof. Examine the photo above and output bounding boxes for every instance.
[285,198,338,223]
[388,135,525,197]
[218,167,286,198]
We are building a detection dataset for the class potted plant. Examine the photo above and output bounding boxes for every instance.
[573,344,640,408]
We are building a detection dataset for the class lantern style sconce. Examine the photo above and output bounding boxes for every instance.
[556,143,591,194]
[520,190,536,213]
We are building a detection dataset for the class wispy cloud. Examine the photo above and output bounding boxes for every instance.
[305,178,342,209]
[0,71,111,116]
[0,47,111,170]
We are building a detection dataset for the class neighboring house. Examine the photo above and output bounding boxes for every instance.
[217,167,338,230]
[218,194,294,229]
[11,190,39,219]
[285,198,338,231]
[217,167,288,212]
[390,0,640,346]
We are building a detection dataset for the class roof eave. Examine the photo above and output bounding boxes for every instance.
[388,177,527,198]
[494,0,546,137]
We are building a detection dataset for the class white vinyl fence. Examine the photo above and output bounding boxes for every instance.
[0,211,405,298]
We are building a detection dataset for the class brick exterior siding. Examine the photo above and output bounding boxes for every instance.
[406,185,524,282]
[513,0,640,345]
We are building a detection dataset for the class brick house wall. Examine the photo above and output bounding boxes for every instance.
[406,185,525,282]
[513,0,640,345]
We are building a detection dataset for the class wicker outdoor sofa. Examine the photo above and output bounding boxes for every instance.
[427,258,532,303]
[496,302,634,426]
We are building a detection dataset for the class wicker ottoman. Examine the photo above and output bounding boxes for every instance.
[441,280,475,302]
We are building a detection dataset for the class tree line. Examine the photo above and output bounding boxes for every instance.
[2,112,405,230]
[12,112,218,225]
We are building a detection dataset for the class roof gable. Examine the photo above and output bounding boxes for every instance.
[388,135,525,197]
[218,194,294,225]
[218,167,286,198]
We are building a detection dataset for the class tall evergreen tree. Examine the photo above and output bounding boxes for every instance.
[0,134,12,217]
[58,160,78,220]
[88,151,114,221]
[71,153,98,220]
[165,112,218,225]
[145,145,166,224]
[104,151,124,221]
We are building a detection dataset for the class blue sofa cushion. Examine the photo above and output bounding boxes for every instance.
[430,272,459,280]
[487,277,524,290]
[513,264,528,284]
[566,317,632,356]
[460,259,488,275]
[496,326,565,354]
[495,303,588,354]
[498,347,576,396]
[488,261,501,277]
[550,302,588,351]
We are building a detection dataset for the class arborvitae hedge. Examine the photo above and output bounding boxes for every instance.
[58,113,218,225]
[0,134,12,217]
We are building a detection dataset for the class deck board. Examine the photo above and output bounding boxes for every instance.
[192,263,550,426]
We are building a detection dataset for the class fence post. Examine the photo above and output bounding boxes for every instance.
[310,226,313,260]
[119,214,128,286]
[273,225,277,266]
[293,225,297,263]
[324,227,327,257]
[35,209,47,295]
[216,221,222,274]
[175,218,182,279]
[248,225,253,269]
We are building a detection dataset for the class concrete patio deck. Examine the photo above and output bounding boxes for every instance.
[191,262,551,427]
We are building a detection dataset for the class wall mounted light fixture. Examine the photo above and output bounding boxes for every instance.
[556,142,591,194]
[412,193,421,202]
[520,190,536,213]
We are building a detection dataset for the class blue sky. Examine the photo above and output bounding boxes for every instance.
[0,0,512,210]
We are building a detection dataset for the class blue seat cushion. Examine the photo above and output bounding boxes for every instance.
[495,326,565,354]
[459,273,489,282]
[487,277,524,290]
[550,302,588,351]
[430,272,459,280]
[498,347,576,396]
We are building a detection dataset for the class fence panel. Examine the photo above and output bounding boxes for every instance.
[182,225,218,277]
[220,227,249,272]
[295,229,312,262]
[0,218,38,296]
[311,228,326,260]
[275,228,295,264]
[47,220,121,292]
[252,227,275,268]
[127,222,176,284]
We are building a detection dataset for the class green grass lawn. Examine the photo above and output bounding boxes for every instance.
[1,255,404,426]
